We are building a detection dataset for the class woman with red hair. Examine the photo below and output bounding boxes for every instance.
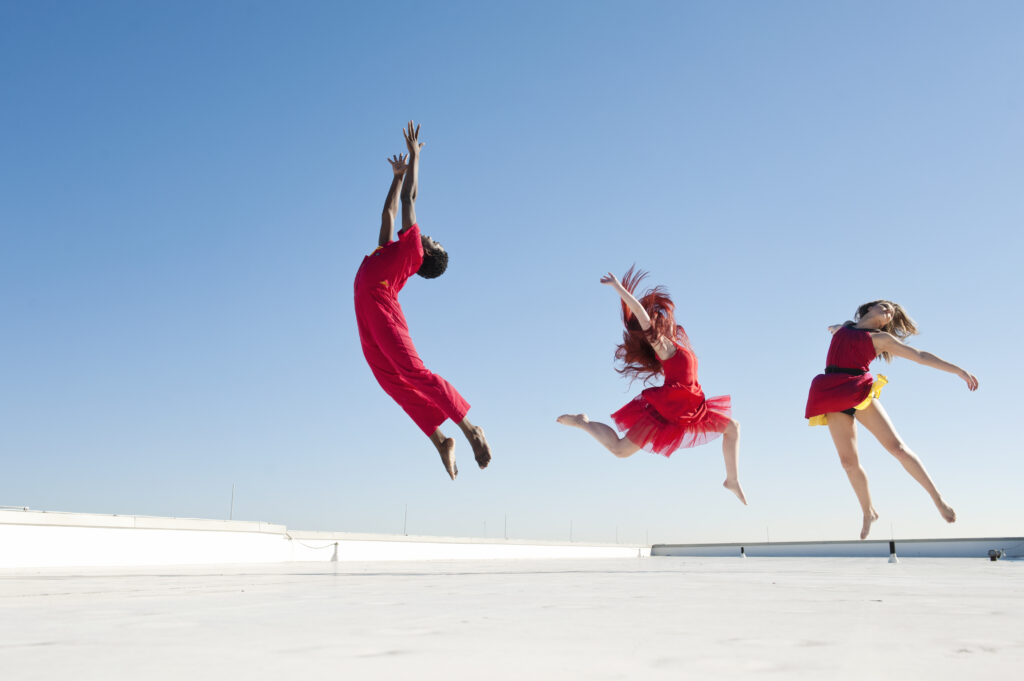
[558,267,746,504]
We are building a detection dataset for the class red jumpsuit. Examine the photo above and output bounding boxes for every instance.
[354,224,470,435]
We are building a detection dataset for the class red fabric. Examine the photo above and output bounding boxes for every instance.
[354,223,424,297]
[354,224,470,435]
[610,341,731,457]
[804,325,878,419]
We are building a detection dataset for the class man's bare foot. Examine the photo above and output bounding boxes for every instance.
[464,425,491,469]
[556,413,589,427]
[935,498,956,523]
[436,437,457,480]
[860,509,880,540]
[723,479,747,505]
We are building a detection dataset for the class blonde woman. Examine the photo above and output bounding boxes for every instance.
[805,301,978,539]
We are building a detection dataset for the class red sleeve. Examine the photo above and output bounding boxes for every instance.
[392,223,424,291]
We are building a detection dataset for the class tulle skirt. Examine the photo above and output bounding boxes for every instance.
[611,394,732,457]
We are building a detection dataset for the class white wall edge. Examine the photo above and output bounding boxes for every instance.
[0,508,649,568]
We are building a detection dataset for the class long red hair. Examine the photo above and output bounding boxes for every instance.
[614,266,690,384]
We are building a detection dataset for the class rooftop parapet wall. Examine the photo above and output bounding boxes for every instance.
[653,537,1024,558]
[0,508,649,568]
[0,508,285,533]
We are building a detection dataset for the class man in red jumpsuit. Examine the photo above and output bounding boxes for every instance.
[353,121,491,480]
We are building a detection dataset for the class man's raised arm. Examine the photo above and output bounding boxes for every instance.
[379,154,408,247]
[400,120,425,233]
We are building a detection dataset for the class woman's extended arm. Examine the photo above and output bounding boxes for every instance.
[873,333,979,391]
[601,272,676,360]
[601,273,651,329]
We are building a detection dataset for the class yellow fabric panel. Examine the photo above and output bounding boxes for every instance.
[807,374,889,427]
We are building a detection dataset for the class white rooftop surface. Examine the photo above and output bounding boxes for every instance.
[2,557,1020,680]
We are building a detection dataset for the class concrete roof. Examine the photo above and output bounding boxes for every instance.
[2,556,1020,680]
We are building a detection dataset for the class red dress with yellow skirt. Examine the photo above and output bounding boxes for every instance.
[805,324,888,426]
[611,337,731,456]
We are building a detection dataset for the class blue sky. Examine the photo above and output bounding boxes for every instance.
[2,0,1022,544]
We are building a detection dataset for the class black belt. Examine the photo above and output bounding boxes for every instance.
[825,366,865,376]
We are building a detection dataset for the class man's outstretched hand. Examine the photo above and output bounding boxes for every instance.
[403,120,425,155]
[388,153,408,176]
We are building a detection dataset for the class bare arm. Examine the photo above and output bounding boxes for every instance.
[828,321,854,335]
[400,120,425,233]
[379,154,407,247]
[601,272,651,329]
[872,332,979,391]
[601,273,675,359]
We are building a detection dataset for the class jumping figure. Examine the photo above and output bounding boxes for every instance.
[558,268,746,504]
[353,122,491,480]
[805,300,978,539]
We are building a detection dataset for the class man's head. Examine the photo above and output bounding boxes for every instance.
[417,234,448,279]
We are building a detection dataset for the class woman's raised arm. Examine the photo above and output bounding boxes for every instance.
[601,272,652,330]
[873,332,979,391]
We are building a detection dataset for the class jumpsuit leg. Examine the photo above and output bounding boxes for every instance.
[356,300,469,435]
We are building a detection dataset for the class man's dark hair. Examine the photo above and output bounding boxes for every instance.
[417,246,449,279]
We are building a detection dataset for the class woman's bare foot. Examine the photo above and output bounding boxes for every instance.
[556,413,589,427]
[435,437,457,480]
[464,425,491,469]
[935,498,956,523]
[723,479,747,505]
[860,509,880,540]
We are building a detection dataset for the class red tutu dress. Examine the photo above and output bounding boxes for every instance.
[804,324,888,426]
[611,338,731,457]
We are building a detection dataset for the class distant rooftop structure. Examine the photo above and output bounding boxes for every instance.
[655,537,1024,559]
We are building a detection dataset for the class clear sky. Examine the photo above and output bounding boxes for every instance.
[2,0,1022,544]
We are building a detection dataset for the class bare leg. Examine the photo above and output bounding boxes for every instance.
[429,429,457,480]
[556,413,641,458]
[827,412,879,539]
[456,417,491,469]
[720,419,747,505]
[856,401,956,524]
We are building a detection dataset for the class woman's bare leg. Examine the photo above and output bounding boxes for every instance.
[826,412,879,539]
[556,413,641,458]
[429,429,457,480]
[720,419,747,504]
[855,401,956,524]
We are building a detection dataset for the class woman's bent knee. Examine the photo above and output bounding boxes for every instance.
[614,439,640,458]
[838,454,861,471]
[886,441,913,460]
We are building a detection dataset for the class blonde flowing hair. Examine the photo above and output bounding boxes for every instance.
[854,300,918,362]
